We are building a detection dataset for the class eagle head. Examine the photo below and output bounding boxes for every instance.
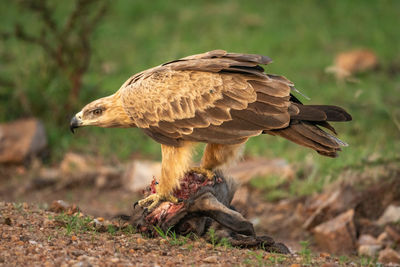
[70,93,133,133]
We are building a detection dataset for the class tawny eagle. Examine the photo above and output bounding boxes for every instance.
[70,50,352,209]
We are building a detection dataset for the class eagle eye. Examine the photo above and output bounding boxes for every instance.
[93,108,103,116]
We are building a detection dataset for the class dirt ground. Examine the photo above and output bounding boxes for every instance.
[1,201,358,267]
[1,162,400,266]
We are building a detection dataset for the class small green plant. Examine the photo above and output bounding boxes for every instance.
[359,256,373,266]
[153,225,187,246]
[13,203,23,212]
[122,224,136,235]
[338,255,349,265]
[217,237,232,249]
[247,251,265,267]
[54,212,94,235]
[266,253,287,265]
[186,243,193,252]
[299,240,312,265]
[207,228,217,248]
[153,225,172,239]
[107,224,117,235]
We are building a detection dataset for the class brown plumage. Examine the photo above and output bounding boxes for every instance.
[70,50,352,209]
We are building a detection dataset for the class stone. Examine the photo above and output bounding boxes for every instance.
[49,200,71,213]
[321,264,339,267]
[327,49,378,80]
[122,160,161,192]
[358,234,380,246]
[59,152,95,175]
[377,205,400,225]
[226,157,294,184]
[203,255,218,263]
[378,248,400,265]
[0,119,47,163]
[313,209,357,254]
[377,232,390,244]
[385,225,400,243]
[303,185,359,230]
[358,245,381,257]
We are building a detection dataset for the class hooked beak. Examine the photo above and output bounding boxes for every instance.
[70,115,82,134]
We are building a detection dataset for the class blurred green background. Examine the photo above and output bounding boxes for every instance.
[1,0,399,196]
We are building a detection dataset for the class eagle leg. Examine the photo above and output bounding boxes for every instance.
[137,142,194,211]
[200,142,247,171]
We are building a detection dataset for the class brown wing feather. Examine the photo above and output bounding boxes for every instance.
[117,50,350,153]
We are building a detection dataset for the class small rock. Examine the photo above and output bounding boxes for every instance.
[378,248,400,264]
[226,157,294,184]
[122,160,161,192]
[203,255,218,263]
[313,209,357,254]
[377,232,390,243]
[377,205,400,225]
[327,49,378,80]
[49,200,71,213]
[0,119,47,163]
[385,225,400,243]
[321,264,339,267]
[358,234,380,246]
[59,152,95,175]
[358,245,381,257]
[303,185,359,230]
[319,252,330,258]
[110,258,119,263]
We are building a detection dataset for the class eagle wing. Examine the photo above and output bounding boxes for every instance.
[118,50,294,146]
[117,50,296,146]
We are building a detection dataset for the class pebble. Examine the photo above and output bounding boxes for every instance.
[358,234,380,246]
[319,252,330,258]
[203,255,218,263]
[378,248,400,264]
[206,243,213,249]
[110,258,120,263]
[358,244,381,257]
[321,264,339,267]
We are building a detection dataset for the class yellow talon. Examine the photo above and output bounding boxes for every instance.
[189,167,215,180]
[137,193,178,211]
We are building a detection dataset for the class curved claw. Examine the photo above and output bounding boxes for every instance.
[137,193,179,211]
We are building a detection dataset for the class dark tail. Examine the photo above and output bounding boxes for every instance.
[265,102,352,158]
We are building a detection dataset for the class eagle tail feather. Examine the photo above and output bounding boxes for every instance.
[265,104,351,158]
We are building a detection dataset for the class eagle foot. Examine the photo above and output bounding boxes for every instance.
[189,167,215,180]
[137,193,178,211]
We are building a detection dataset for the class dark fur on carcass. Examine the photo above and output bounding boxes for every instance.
[126,170,290,254]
